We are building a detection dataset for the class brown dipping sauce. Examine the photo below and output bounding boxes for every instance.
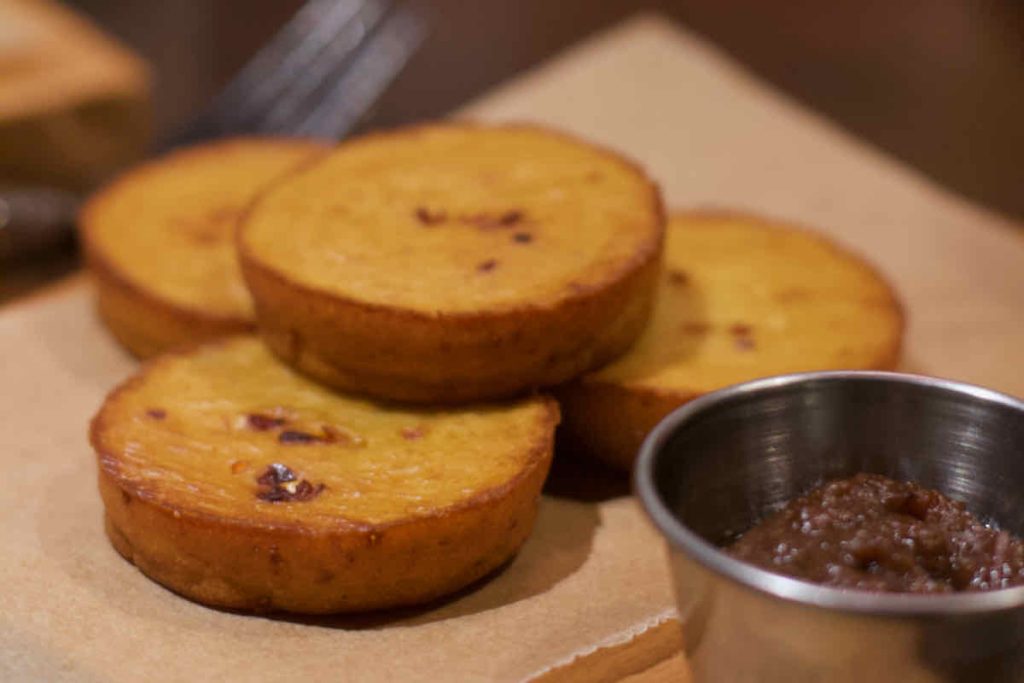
[727,473,1024,593]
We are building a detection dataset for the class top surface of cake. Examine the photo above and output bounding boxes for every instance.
[587,212,903,393]
[81,138,324,319]
[239,124,663,314]
[91,337,558,528]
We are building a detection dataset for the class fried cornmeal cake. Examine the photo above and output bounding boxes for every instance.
[80,138,325,357]
[238,123,665,404]
[90,337,559,613]
[558,212,904,470]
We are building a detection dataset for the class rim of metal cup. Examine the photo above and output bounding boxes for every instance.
[634,370,1024,617]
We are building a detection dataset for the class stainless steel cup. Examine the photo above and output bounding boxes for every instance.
[634,371,1024,682]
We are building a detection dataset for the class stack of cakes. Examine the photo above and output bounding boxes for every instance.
[82,124,902,613]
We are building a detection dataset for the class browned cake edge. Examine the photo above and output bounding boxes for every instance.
[238,122,666,404]
[78,138,325,358]
[556,209,906,471]
[84,255,253,358]
[89,341,561,613]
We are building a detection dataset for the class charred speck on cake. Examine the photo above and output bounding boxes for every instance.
[400,426,425,440]
[729,323,755,350]
[512,232,533,243]
[462,210,524,230]
[258,480,326,503]
[497,210,523,226]
[278,430,320,444]
[414,207,446,225]
[256,463,326,503]
[477,259,499,273]
[257,463,296,485]
[667,270,689,286]
[321,424,366,447]
[246,413,287,431]
[727,473,1024,593]
[145,408,167,420]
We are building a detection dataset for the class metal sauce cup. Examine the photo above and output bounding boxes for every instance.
[635,372,1024,682]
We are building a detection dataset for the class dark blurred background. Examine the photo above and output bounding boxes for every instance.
[68,0,1024,221]
[4,0,1022,302]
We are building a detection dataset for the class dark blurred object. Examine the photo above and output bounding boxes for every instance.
[0,188,80,262]
[0,0,425,270]
[0,188,79,304]
[68,0,1024,222]
[0,241,79,304]
[0,0,148,300]
[0,0,150,192]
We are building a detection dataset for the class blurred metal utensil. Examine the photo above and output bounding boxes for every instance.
[0,0,427,265]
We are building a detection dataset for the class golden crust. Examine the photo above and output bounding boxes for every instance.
[238,123,665,403]
[80,138,326,357]
[556,381,693,471]
[90,337,559,613]
[87,250,252,358]
[558,211,905,470]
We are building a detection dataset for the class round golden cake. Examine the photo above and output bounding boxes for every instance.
[90,337,559,613]
[80,138,325,357]
[238,123,665,404]
[558,212,904,470]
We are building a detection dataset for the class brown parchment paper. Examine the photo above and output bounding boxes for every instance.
[2,14,1023,683]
